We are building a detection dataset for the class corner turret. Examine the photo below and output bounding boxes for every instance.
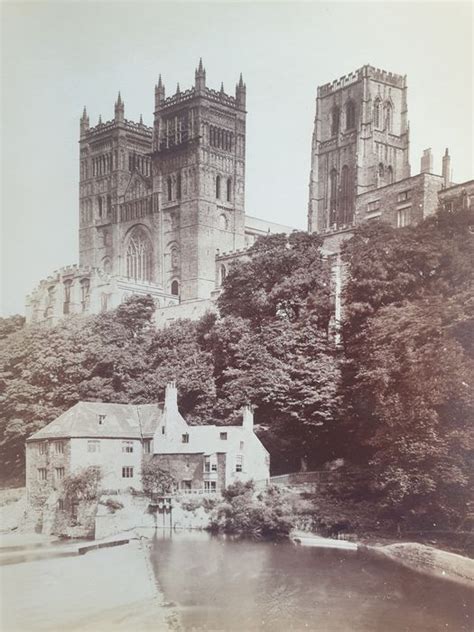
[80,106,89,137]
[114,91,124,123]
[235,73,246,109]
[195,58,206,92]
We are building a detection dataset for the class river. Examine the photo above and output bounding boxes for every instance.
[149,531,473,632]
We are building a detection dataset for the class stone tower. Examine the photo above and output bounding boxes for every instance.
[308,65,410,233]
[151,60,247,301]
[78,95,154,281]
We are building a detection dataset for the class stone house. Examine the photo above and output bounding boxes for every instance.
[25,382,270,513]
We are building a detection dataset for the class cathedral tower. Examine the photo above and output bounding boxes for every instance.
[308,65,410,233]
[151,60,247,301]
[78,95,154,281]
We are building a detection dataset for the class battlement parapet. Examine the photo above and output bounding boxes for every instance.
[29,265,113,294]
[216,247,250,260]
[318,64,405,97]
[85,118,152,138]
[160,85,238,110]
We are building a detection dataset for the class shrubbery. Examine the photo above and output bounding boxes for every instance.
[210,481,294,539]
[62,466,102,502]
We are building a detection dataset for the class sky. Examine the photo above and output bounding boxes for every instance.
[1,0,473,316]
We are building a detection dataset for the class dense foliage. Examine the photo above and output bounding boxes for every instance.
[142,460,178,496]
[339,207,474,529]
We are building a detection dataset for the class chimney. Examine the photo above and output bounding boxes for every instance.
[442,148,451,188]
[420,148,433,174]
[242,405,254,431]
[164,381,178,411]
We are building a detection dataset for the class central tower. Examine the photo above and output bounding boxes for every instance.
[308,65,410,233]
[151,60,247,301]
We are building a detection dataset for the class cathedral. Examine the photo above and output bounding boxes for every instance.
[25,60,292,325]
[25,62,471,325]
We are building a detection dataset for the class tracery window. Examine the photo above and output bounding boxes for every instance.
[126,229,152,282]
[340,165,351,224]
[226,178,232,202]
[167,177,172,201]
[385,103,393,132]
[216,175,221,199]
[177,174,182,200]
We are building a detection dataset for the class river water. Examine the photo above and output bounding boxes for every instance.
[149,531,472,632]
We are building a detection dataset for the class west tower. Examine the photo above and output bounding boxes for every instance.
[151,60,247,301]
[79,96,155,281]
[308,65,410,233]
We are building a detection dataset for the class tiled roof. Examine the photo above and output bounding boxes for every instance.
[27,402,162,441]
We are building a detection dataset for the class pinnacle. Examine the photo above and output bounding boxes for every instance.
[198,57,204,72]
[220,82,224,93]
[176,82,180,93]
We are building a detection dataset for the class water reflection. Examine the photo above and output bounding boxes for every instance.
[149,531,473,632]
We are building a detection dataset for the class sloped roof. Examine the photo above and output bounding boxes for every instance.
[27,402,162,441]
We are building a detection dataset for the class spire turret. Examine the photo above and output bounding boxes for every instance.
[80,106,90,136]
[195,58,206,91]
[155,74,165,109]
[235,73,246,109]
[114,91,124,122]
[176,82,181,94]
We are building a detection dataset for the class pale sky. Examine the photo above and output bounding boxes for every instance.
[1,1,473,316]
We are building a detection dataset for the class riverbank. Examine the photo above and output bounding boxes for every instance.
[0,535,179,631]
[291,529,474,591]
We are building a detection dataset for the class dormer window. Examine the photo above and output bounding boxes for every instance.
[98,414,106,425]
[182,433,189,444]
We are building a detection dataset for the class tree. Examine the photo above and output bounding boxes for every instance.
[142,460,178,496]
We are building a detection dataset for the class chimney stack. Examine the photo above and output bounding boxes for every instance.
[242,405,254,431]
[420,148,433,174]
[164,381,178,411]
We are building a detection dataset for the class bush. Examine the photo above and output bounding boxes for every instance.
[142,461,177,497]
[210,482,294,540]
[101,498,124,513]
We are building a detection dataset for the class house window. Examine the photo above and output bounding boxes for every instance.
[122,466,134,478]
[55,467,65,481]
[87,440,100,453]
[122,440,134,453]
[397,190,411,202]
[143,439,152,454]
[182,433,189,444]
[38,442,47,455]
[161,426,166,435]
[220,432,227,440]
[37,468,47,481]
[216,175,221,199]
[204,481,217,492]
[204,456,217,472]
[240,441,244,450]
[55,441,65,454]
[98,414,106,425]
[181,480,192,490]
[398,208,410,228]
[236,455,243,473]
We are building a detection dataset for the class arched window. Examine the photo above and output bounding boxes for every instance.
[385,102,393,132]
[170,247,179,269]
[329,168,337,225]
[346,101,355,129]
[387,166,394,184]
[378,163,385,187]
[63,280,72,315]
[331,107,340,136]
[177,174,182,200]
[374,99,381,128]
[167,177,172,201]
[220,265,227,286]
[226,178,232,202]
[171,280,179,296]
[126,228,152,282]
[80,279,90,311]
[216,175,221,199]
[107,195,112,217]
[219,214,229,230]
[98,197,103,218]
[340,165,351,224]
